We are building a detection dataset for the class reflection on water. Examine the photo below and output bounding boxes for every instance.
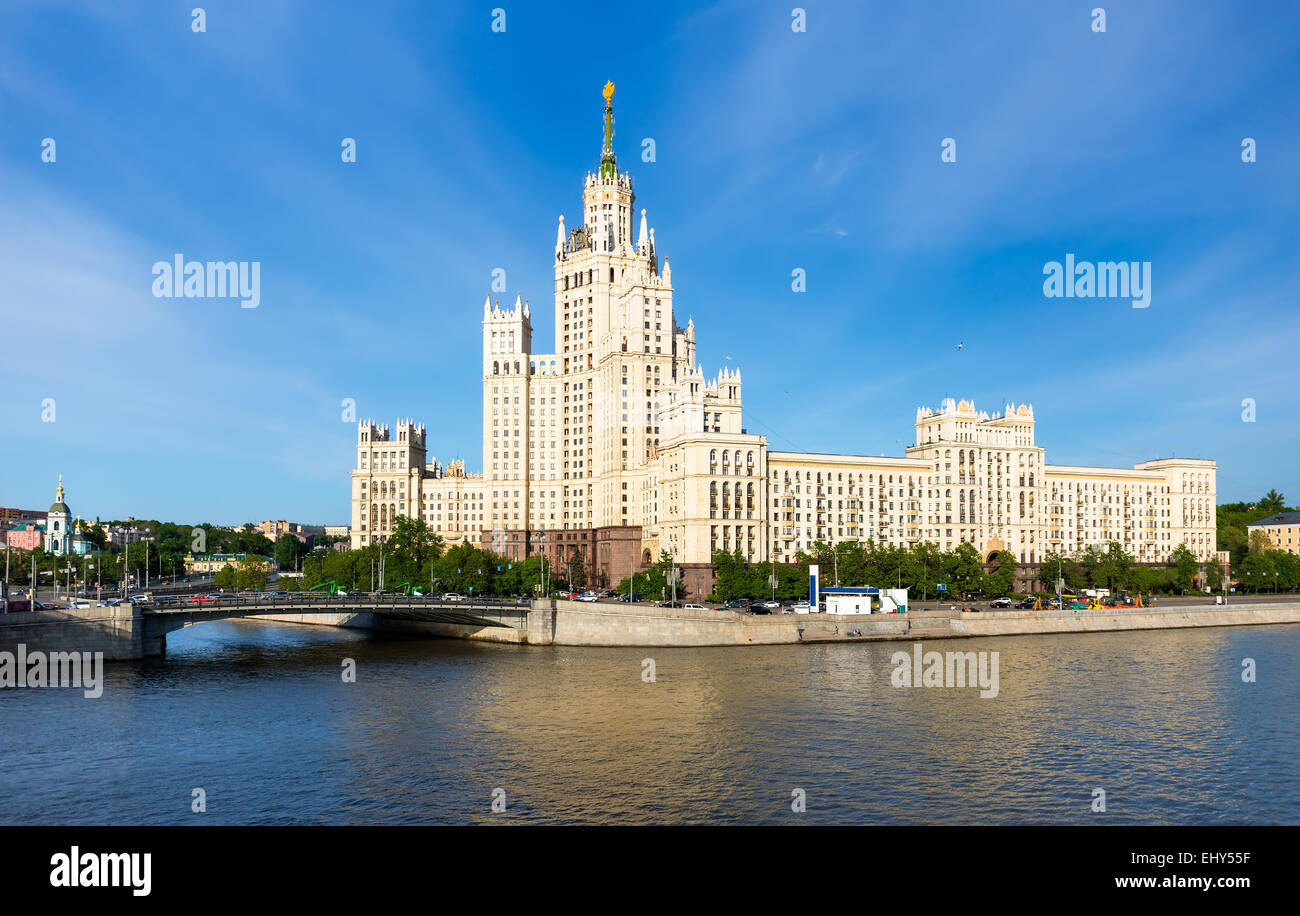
[2,619,1297,824]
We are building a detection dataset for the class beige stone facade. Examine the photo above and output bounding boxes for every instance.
[1247,512,1300,555]
[349,86,1218,578]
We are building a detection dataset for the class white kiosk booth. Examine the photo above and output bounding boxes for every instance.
[819,585,908,615]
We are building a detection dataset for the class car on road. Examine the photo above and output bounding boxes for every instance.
[682,603,709,610]
[790,601,812,614]
[618,593,643,602]
[990,597,1013,608]
[442,593,467,602]
[575,592,600,602]
[1015,597,1038,609]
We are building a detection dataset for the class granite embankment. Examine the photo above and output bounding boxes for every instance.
[252,599,1300,647]
[6,599,1299,658]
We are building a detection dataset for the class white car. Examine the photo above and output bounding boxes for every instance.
[682,603,708,610]
[790,602,812,614]
[576,592,600,602]
[443,593,467,602]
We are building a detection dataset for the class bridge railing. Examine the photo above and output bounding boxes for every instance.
[144,593,533,612]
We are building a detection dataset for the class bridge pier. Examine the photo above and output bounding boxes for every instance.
[0,603,165,661]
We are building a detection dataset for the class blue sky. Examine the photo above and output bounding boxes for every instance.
[2,0,1297,525]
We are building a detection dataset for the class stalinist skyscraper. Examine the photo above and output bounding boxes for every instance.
[350,83,1219,594]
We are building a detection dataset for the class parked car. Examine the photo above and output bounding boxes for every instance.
[990,597,1013,608]
[618,593,643,602]
[1015,597,1038,609]
[790,601,812,614]
[576,592,600,602]
[762,600,781,610]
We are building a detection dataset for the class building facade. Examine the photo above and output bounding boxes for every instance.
[1247,512,1300,555]
[103,525,152,548]
[5,522,44,551]
[348,83,1218,587]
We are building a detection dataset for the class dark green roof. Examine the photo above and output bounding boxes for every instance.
[49,501,70,514]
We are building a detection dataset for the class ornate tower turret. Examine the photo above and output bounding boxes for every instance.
[599,80,617,180]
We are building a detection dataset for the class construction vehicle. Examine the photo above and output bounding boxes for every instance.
[306,580,347,597]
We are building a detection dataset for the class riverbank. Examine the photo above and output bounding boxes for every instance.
[7,598,1297,658]
[251,599,1300,647]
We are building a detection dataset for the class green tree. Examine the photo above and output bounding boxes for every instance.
[1248,529,1273,553]
[235,555,269,591]
[567,547,586,590]
[274,533,300,570]
[1203,561,1225,593]
[385,516,444,584]
[1260,489,1287,514]
[1169,543,1199,593]
[941,542,983,595]
[1237,551,1276,592]
[213,563,236,589]
[983,551,1018,596]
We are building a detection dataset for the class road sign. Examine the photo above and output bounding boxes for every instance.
[936,584,946,591]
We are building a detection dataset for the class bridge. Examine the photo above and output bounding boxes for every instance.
[141,593,534,637]
[0,593,544,660]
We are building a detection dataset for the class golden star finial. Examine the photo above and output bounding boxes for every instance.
[603,81,615,102]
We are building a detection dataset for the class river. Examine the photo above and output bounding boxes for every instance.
[2,619,1296,824]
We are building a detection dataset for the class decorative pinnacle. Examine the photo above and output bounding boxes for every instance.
[600,81,616,178]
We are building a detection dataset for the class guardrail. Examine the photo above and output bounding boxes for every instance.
[143,593,533,612]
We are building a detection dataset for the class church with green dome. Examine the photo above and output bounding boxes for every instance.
[42,475,93,556]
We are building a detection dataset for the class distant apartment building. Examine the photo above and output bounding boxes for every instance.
[5,522,44,551]
[258,520,292,540]
[184,553,272,575]
[1247,512,1300,555]
[103,525,153,547]
[1,506,45,528]
[258,520,323,543]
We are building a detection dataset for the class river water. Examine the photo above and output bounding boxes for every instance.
[2,620,1297,824]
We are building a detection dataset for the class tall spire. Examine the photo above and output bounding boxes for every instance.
[637,208,648,252]
[556,214,565,257]
[599,81,616,179]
